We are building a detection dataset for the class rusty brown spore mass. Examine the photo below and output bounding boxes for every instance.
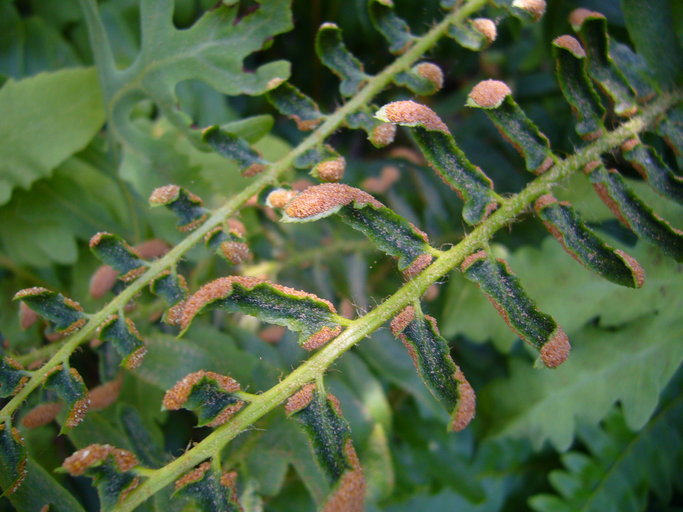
[315,157,346,182]
[163,370,240,410]
[540,328,571,368]
[553,35,586,58]
[472,18,497,44]
[376,100,450,133]
[284,183,383,220]
[322,439,366,512]
[285,382,316,414]
[175,461,211,490]
[451,369,476,431]
[62,444,138,476]
[468,80,512,109]
[415,62,444,91]
[180,276,337,330]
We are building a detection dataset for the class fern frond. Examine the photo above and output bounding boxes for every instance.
[529,375,683,512]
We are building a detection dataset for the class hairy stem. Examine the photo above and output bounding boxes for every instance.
[115,90,681,511]
[0,0,486,422]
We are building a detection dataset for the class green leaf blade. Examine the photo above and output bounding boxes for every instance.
[0,68,104,205]
[620,0,683,88]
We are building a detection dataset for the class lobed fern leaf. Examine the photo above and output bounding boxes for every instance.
[529,374,683,512]
[79,0,292,149]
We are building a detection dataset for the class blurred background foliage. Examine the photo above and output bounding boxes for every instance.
[0,0,682,510]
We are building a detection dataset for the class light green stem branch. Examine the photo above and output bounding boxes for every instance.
[115,90,681,511]
[0,0,486,422]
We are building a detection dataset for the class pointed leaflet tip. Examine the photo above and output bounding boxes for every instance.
[375,101,450,133]
[467,80,512,109]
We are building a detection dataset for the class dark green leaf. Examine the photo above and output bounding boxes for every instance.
[0,422,27,496]
[281,183,435,277]
[13,287,87,335]
[621,137,683,204]
[266,81,325,131]
[620,0,683,88]
[61,444,141,511]
[202,126,269,177]
[148,185,209,232]
[0,355,28,398]
[162,370,246,428]
[390,305,475,431]
[180,276,343,350]
[118,405,167,468]
[286,384,366,511]
[174,461,242,512]
[587,163,683,261]
[609,40,657,101]
[552,35,605,140]
[466,80,556,174]
[534,194,644,288]
[44,365,89,431]
[570,8,637,116]
[89,232,148,281]
[315,23,369,97]
[461,251,570,368]
[4,457,87,512]
[375,101,499,225]
[368,0,415,54]
[98,315,147,370]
